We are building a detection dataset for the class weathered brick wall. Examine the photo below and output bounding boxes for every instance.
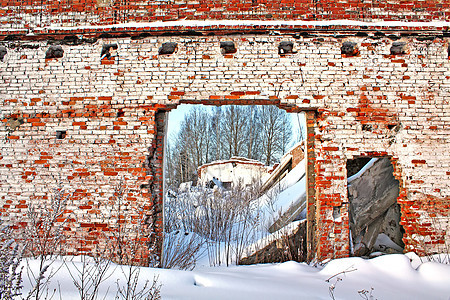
[1,0,449,31]
[1,29,449,262]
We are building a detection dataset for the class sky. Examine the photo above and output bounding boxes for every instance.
[167,104,306,146]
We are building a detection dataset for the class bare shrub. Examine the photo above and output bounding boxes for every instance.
[66,253,113,300]
[165,182,261,267]
[24,187,69,300]
[220,183,261,266]
[358,287,376,300]
[161,231,204,270]
[1,180,162,300]
[325,267,357,300]
[0,222,24,300]
[25,188,69,258]
[115,270,161,300]
[107,182,162,300]
[62,180,162,300]
[107,182,159,266]
[164,187,198,234]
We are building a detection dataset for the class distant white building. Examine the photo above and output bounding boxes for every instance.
[197,157,269,189]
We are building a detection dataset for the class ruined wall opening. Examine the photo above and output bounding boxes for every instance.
[161,103,309,267]
[347,157,405,257]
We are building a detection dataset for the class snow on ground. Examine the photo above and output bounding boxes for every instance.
[164,157,308,267]
[20,253,450,299]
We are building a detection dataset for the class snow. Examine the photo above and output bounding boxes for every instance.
[373,233,404,253]
[244,220,305,255]
[199,157,265,169]
[167,156,307,268]
[198,157,267,188]
[36,20,450,31]
[278,158,305,189]
[257,159,306,226]
[20,253,450,299]
[347,158,379,183]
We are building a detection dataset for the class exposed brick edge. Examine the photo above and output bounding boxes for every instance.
[305,111,317,262]
[141,110,165,266]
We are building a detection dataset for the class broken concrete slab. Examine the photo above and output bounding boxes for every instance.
[381,204,404,247]
[348,157,400,237]
[354,215,383,256]
[348,157,404,256]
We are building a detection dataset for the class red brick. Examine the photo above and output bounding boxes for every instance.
[411,159,426,164]
[101,59,115,65]
[103,171,118,176]
[323,146,339,151]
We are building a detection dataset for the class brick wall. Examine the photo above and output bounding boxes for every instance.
[1,0,450,31]
[1,30,449,263]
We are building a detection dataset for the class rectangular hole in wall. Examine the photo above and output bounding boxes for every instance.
[162,104,308,267]
[56,130,66,139]
[347,156,405,257]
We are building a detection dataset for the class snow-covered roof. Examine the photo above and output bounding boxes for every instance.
[197,157,266,172]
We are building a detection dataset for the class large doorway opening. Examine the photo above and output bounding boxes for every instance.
[347,157,405,257]
[162,104,308,268]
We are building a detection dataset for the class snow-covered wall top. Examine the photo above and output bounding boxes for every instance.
[2,0,450,34]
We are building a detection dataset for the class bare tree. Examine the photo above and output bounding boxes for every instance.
[279,112,293,154]
[170,107,212,186]
[243,106,263,161]
[210,107,223,161]
[220,106,249,159]
[166,105,294,188]
[292,112,305,144]
[259,106,292,165]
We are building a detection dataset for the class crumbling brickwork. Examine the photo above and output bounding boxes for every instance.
[0,4,449,263]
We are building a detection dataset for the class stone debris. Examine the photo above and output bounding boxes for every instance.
[348,158,403,256]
